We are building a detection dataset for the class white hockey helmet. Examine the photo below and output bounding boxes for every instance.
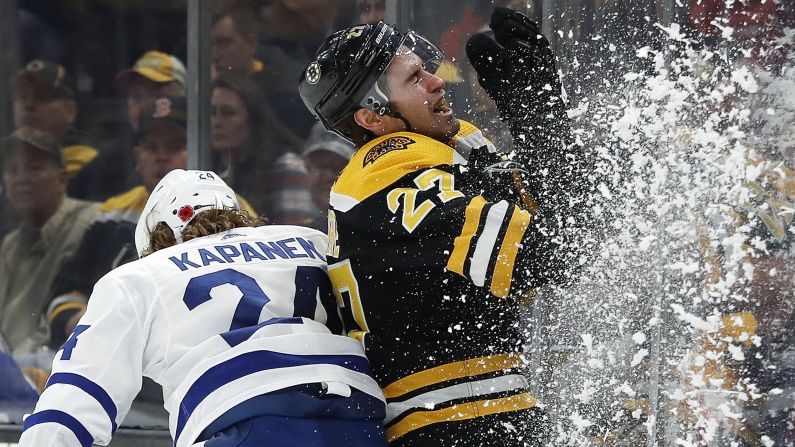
[134,169,240,256]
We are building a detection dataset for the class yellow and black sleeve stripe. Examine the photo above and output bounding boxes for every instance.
[446,197,532,298]
[382,353,538,442]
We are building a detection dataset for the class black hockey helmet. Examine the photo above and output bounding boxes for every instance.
[299,21,445,145]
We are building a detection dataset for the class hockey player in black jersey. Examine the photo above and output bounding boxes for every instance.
[299,7,589,446]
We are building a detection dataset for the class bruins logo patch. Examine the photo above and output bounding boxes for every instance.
[363,137,415,166]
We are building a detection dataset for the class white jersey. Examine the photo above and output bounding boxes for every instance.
[19,226,384,447]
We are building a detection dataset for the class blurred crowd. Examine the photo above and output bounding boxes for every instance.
[0,0,792,444]
[0,0,379,362]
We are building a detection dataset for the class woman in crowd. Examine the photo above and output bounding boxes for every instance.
[211,73,317,224]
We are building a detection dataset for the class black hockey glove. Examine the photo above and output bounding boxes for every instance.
[465,8,562,130]
[466,8,571,194]
[467,9,593,287]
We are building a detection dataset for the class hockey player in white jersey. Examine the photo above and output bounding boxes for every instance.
[19,169,387,447]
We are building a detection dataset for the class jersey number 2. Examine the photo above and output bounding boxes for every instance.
[182,267,329,347]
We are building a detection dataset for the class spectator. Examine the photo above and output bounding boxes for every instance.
[47,97,258,348]
[211,6,262,80]
[117,51,187,134]
[3,58,98,236]
[0,127,98,355]
[301,122,356,232]
[68,50,187,202]
[257,0,345,140]
[211,74,316,224]
[729,159,795,444]
[11,59,100,178]
[212,5,305,151]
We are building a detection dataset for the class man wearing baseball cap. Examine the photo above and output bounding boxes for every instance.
[47,96,190,349]
[47,97,257,349]
[11,59,101,179]
[115,50,187,131]
[68,50,187,202]
[0,126,99,355]
[302,122,356,232]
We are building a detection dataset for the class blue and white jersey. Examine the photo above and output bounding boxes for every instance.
[19,225,384,447]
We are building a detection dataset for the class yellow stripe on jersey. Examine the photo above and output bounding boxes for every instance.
[348,330,367,344]
[386,392,539,442]
[63,145,99,177]
[47,301,87,325]
[447,196,487,277]
[332,119,487,204]
[383,353,523,400]
[490,206,532,298]
[333,132,458,203]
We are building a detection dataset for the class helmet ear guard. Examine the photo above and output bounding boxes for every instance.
[361,81,391,116]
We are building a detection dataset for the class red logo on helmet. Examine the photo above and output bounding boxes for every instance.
[177,205,195,222]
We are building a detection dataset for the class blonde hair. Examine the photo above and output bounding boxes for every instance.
[145,208,263,255]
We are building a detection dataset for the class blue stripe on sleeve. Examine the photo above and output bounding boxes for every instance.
[174,350,371,444]
[23,409,94,447]
[45,372,119,434]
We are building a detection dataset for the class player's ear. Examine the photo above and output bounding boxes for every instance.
[354,108,405,136]
[353,108,383,134]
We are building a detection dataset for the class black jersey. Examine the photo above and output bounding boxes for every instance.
[327,121,564,443]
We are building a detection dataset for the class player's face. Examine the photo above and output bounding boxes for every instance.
[133,123,188,191]
[211,87,252,154]
[126,79,184,131]
[2,145,67,227]
[304,150,349,211]
[383,48,460,142]
[211,16,256,78]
